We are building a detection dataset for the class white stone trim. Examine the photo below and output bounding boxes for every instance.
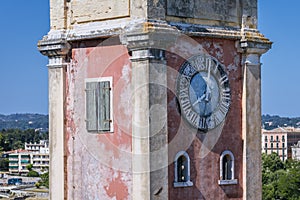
[218,179,238,185]
[173,180,193,187]
[173,151,193,188]
[219,150,238,185]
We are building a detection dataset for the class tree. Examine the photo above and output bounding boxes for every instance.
[0,129,49,152]
[262,152,284,173]
[40,172,49,188]
[26,164,33,171]
[27,170,39,177]
[262,153,300,200]
[0,158,9,171]
[277,160,300,199]
[26,163,39,177]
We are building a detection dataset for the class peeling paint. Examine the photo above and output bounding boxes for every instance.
[104,171,129,200]
[65,45,132,200]
[166,38,243,199]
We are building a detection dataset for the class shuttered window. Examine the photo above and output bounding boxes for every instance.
[86,79,112,132]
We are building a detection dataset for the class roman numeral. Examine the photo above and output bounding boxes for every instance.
[188,112,199,127]
[198,117,208,130]
[219,75,229,85]
[221,88,231,101]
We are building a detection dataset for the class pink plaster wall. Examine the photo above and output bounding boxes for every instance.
[65,45,132,200]
[167,38,243,199]
[64,36,243,200]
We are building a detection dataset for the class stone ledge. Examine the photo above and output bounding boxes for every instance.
[218,179,238,185]
[173,181,193,188]
[38,30,70,57]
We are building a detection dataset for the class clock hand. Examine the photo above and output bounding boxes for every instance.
[205,58,211,102]
[192,93,206,107]
[192,98,200,107]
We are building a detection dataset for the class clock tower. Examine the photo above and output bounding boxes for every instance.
[38,0,271,199]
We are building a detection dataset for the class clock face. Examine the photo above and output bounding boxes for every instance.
[176,54,231,131]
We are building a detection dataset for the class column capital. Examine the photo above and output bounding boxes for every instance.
[120,20,179,53]
[238,29,272,55]
[130,49,166,62]
[38,31,71,68]
[38,30,71,58]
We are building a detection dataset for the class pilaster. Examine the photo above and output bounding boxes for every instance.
[38,33,70,200]
[121,24,172,199]
[130,48,168,200]
[130,48,151,200]
[240,40,270,200]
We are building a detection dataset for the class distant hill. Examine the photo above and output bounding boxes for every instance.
[262,114,300,130]
[0,114,48,131]
[0,113,299,132]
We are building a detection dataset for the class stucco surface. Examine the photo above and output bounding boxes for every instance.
[167,38,243,199]
[66,45,132,200]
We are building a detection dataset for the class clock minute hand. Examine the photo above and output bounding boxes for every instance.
[205,58,211,102]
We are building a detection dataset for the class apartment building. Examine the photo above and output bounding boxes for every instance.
[25,140,49,153]
[8,150,32,174]
[262,127,300,161]
[291,141,300,161]
[8,141,49,174]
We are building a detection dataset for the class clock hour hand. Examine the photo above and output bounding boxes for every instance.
[192,93,206,106]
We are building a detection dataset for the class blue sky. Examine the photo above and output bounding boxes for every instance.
[259,1,300,117]
[0,1,49,115]
[0,1,299,117]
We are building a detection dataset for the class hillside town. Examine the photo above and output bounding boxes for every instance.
[0,115,300,199]
[0,127,49,199]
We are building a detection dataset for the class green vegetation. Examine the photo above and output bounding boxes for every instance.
[27,170,39,177]
[262,114,300,130]
[0,129,48,151]
[262,153,300,200]
[0,157,9,171]
[0,113,48,131]
[40,172,49,188]
[26,164,39,177]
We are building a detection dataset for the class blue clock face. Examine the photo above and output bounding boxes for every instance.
[177,54,231,131]
[189,72,219,117]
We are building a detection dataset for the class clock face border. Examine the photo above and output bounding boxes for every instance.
[176,54,231,131]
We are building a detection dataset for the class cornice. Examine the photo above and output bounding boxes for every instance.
[38,19,272,57]
[38,30,70,58]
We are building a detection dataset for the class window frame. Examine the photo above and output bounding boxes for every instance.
[219,150,238,185]
[85,77,114,133]
[173,151,193,188]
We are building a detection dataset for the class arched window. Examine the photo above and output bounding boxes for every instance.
[174,151,193,187]
[219,150,237,185]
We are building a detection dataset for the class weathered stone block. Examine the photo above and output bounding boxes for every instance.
[167,0,238,23]
[71,0,130,24]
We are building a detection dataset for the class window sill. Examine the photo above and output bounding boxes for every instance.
[218,179,238,185]
[173,181,193,188]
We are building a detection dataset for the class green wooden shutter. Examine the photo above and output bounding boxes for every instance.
[98,81,111,131]
[86,81,111,132]
[86,82,98,131]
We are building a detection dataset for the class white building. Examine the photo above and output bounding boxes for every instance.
[8,150,32,174]
[291,141,300,161]
[262,127,288,161]
[9,141,49,174]
[262,127,300,161]
[25,140,49,154]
